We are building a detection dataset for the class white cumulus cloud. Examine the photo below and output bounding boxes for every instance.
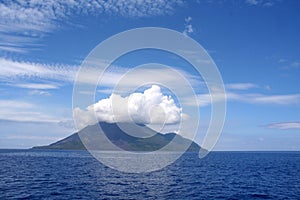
[73,85,182,130]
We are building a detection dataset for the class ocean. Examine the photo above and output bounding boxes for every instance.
[0,149,299,199]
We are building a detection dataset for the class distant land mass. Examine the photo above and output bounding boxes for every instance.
[33,122,201,152]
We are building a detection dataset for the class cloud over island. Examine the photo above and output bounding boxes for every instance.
[73,85,182,129]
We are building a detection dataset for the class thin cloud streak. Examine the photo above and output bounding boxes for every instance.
[13,83,59,90]
[0,109,59,123]
[245,0,275,7]
[267,122,300,130]
[0,99,68,124]
[0,100,33,109]
[226,83,258,90]
[229,92,300,105]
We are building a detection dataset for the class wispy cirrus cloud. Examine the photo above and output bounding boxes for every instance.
[0,58,203,93]
[0,58,77,83]
[225,82,300,105]
[186,82,300,107]
[2,57,299,108]
[0,0,184,53]
[266,122,300,130]
[218,92,300,106]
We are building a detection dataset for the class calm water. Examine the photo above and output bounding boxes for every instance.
[0,150,299,199]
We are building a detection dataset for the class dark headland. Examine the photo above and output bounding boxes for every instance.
[33,122,201,152]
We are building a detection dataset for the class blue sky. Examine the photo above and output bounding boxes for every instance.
[0,0,299,150]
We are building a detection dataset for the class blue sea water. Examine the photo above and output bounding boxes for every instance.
[0,150,299,199]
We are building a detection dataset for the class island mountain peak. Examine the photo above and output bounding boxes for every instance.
[33,122,200,152]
